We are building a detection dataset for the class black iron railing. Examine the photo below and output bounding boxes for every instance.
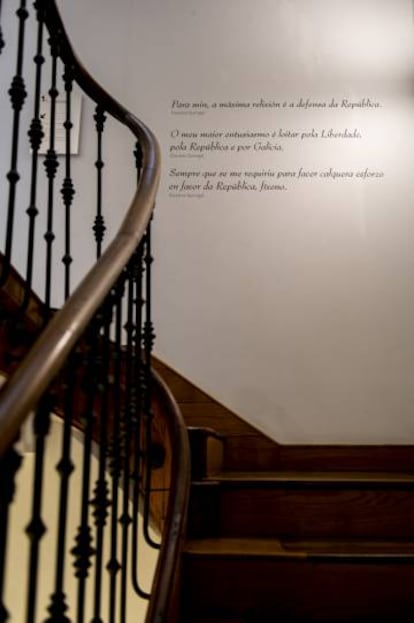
[0,2,190,622]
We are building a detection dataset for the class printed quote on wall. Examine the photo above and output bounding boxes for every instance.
[167,96,384,199]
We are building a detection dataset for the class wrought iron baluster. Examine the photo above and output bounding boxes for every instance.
[93,105,106,258]
[0,6,162,623]
[119,266,135,623]
[90,301,113,623]
[142,219,160,549]
[133,141,143,184]
[61,65,75,300]
[43,31,60,316]
[131,144,153,594]
[0,0,5,54]
[0,445,22,623]
[25,394,53,623]
[71,326,98,623]
[23,0,45,309]
[130,242,150,598]
[107,275,125,623]
[44,357,76,623]
[1,0,29,285]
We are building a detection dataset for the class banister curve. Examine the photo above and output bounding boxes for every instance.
[148,369,191,623]
[0,2,190,622]
[0,1,160,453]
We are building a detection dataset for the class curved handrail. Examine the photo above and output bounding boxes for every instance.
[0,1,160,455]
[0,3,191,621]
[148,370,191,623]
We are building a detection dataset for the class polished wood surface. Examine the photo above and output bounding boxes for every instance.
[189,478,414,539]
[182,553,414,621]
[185,536,414,558]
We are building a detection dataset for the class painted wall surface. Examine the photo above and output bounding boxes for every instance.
[9,0,414,443]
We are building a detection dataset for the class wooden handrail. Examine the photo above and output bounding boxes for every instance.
[0,1,160,455]
[148,370,191,623]
[0,3,191,622]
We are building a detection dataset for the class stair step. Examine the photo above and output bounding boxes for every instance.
[212,470,414,487]
[185,537,414,559]
[187,426,224,479]
[182,538,414,622]
[187,620,245,623]
[186,620,244,623]
[188,471,414,539]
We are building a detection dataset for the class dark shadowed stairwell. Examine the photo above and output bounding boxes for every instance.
[1,2,414,622]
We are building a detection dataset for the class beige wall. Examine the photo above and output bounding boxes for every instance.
[42,1,414,443]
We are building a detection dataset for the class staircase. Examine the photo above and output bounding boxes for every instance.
[154,362,414,622]
[0,3,190,623]
[2,3,414,623]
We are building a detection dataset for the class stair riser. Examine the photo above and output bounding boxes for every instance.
[187,428,224,479]
[189,483,414,539]
[182,556,414,622]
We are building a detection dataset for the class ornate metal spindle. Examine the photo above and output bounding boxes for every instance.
[43,32,60,316]
[1,0,29,285]
[0,0,5,54]
[25,394,53,623]
[119,267,135,623]
[0,445,22,623]
[71,326,98,623]
[90,301,112,623]
[23,1,45,309]
[107,276,125,623]
[61,65,75,300]
[142,220,160,549]
[130,242,150,598]
[44,358,76,623]
[93,106,106,258]
[131,144,153,594]
[133,141,143,184]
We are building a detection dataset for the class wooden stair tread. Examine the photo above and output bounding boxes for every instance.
[185,537,304,558]
[184,537,414,560]
[202,470,414,487]
[187,425,224,439]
